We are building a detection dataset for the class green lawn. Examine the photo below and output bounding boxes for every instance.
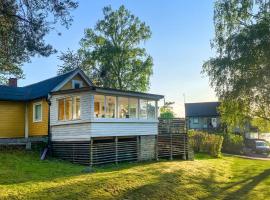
[0,151,270,200]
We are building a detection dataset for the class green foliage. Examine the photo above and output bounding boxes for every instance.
[58,5,153,92]
[160,111,174,119]
[218,100,251,132]
[203,0,270,128]
[251,118,270,132]
[0,0,78,84]
[188,130,223,158]
[159,101,175,118]
[222,133,244,154]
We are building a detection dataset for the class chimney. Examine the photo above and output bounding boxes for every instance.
[8,78,17,87]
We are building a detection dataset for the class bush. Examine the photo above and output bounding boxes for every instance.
[222,133,244,154]
[188,130,223,158]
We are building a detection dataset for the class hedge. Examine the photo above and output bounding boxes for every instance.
[188,130,223,158]
[222,133,244,154]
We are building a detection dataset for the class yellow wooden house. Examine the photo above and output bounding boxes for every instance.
[0,68,92,144]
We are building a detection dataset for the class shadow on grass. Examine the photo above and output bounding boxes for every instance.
[200,168,270,200]
[222,169,270,200]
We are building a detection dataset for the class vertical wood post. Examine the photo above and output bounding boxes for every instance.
[90,138,93,167]
[137,136,140,161]
[115,136,118,164]
[183,134,187,160]
[156,135,159,161]
[170,133,173,160]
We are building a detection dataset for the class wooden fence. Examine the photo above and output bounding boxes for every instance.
[157,118,189,160]
[52,136,138,166]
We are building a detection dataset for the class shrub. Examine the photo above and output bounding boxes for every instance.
[222,133,244,154]
[188,130,223,158]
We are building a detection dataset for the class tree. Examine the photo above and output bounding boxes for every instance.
[0,0,78,83]
[160,101,175,118]
[58,5,153,92]
[202,0,270,129]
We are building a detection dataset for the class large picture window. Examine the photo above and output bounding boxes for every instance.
[94,95,105,118]
[118,97,129,118]
[129,98,138,118]
[58,96,81,121]
[139,99,147,119]
[93,94,157,120]
[147,100,156,119]
[106,96,116,118]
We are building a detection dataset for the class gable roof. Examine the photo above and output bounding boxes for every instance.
[185,102,220,117]
[0,69,87,101]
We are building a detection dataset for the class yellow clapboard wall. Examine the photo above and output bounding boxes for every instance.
[0,101,25,138]
[28,99,48,136]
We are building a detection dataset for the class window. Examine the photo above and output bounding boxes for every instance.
[93,94,158,120]
[33,102,42,122]
[73,97,81,119]
[129,98,138,118]
[106,96,116,118]
[72,80,83,89]
[94,95,105,118]
[139,99,147,119]
[118,97,129,118]
[147,100,156,119]
[193,117,199,124]
[58,96,81,121]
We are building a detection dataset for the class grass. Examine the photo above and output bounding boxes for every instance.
[0,151,270,200]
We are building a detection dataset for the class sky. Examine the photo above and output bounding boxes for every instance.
[20,0,217,117]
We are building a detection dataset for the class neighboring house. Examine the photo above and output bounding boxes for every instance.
[0,68,163,162]
[185,102,221,131]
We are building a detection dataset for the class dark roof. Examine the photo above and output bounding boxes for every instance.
[0,70,76,101]
[0,68,164,101]
[185,102,220,117]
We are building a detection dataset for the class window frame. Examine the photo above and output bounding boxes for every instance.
[193,117,199,124]
[33,102,42,123]
[57,96,81,121]
[93,94,157,120]
[72,80,83,89]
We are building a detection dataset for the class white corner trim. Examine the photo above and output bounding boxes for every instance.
[24,103,29,138]
[33,101,43,123]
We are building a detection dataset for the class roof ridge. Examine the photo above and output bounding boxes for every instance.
[23,68,78,88]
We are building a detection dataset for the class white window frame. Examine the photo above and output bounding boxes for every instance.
[72,80,83,89]
[33,102,42,122]
[93,94,157,120]
[57,96,81,121]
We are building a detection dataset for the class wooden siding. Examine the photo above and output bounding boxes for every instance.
[51,122,158,141]
[51,123,91,141]
[60,74,88,90]
[28,99,48,136]
[90,122,158,137]
[50,91,93,125]
[0,101,25,138]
